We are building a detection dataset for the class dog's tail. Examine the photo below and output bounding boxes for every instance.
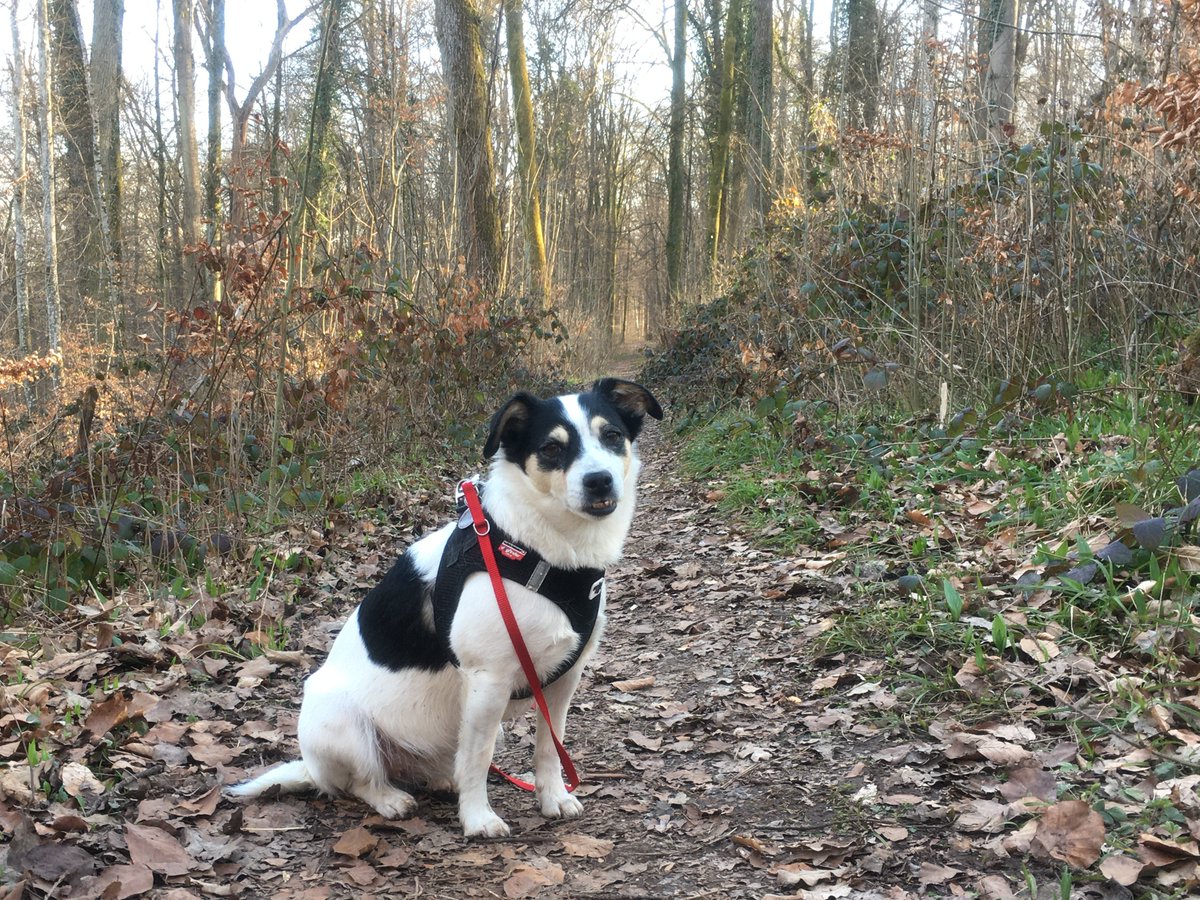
[226,760,315,799]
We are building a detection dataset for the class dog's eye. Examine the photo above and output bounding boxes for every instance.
[540,442,562,458]
[603,428,624,444]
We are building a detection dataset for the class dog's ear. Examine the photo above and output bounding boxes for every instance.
[592,378,664,438]
[484,392,538,460]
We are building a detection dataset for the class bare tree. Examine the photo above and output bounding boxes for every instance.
[505,0,549,305]
[92,0,124,263]
[705,0,740,274]
[174,0,202,247]
[202,0,223,251]
[10,3,31,360]
[48,0,98,297]
[744,0,773,226]
[37,0,62,378]
[202,0,309,233]
[830,0,883,129]
[434,0,504,291]
[665,0,687,313]
[977,0,1018,142]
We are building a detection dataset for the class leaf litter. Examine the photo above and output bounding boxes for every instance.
[2,433,1199,896]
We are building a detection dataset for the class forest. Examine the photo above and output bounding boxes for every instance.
[3,0,1200,896]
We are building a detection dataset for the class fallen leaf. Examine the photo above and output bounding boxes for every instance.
[998,767,1057,802]
[235,655,278,689]
[6,814,96,883]
[1018,635,1060,662]
[919,862,960,885]
[177,784,221,817]
[126,823,192,876]
[332,826,379,859]
[625,731,662,751]
[955,799,1013,833]
[62,762,106,799]
[1099,854,1144,886]
[559,834,614,859]
[504,861,565,898]
[977,874,1018,899]
[1138,832,1200,866]
[1031,800,1105,867]
[86,864,155,899]
[610,676,655,692]
[343,862,377,886]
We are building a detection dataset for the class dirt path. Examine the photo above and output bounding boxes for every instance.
[3,424,1052,899]
[193,429,1031,898]
[221,427,837,898]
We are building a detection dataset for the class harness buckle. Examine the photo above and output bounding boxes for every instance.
[473,519,490,536]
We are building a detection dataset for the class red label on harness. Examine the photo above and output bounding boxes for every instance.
[498,541,527,561]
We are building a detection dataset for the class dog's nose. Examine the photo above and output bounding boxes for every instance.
[583,471,614,496]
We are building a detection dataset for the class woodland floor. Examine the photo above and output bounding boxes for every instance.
[1,417,1090,900]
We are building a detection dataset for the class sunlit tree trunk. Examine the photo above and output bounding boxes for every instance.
[75,1,124,357]
[154,1,172,301]
[202,0,224,306]
[10,4,31,361]
[504,0,549,305]
[302,0,346,260]
[745,0,773,227]
[174,0,202,246]
[92,0,124,266]
[977,0,1018,142]
[48,0,98,298]
[434,0,504,292]
[706,0,739,275]
[37,0,62,383]
[665,0,686,313]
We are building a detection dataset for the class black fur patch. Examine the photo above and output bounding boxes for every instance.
[357,552,452,672]
[486,395,583,469]
[579,380,662,442]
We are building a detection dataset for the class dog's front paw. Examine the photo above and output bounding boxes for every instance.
[461,809,511,839]
[539,789,584,820]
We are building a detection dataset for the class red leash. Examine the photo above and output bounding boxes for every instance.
[459,480,580,793]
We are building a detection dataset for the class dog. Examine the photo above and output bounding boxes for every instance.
[228,378,662,837]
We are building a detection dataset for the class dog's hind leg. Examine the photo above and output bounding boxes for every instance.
[455,668,513,838]
[533,666,585,820]
[298,695,417,820]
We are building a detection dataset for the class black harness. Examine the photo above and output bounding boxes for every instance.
[432,492,605,700]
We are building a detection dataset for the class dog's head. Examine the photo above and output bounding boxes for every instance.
[483,379,663,520]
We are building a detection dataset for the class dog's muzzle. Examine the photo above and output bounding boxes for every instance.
[582,471,618,516]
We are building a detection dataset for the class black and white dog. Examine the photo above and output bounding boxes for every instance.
[229,378,662,838]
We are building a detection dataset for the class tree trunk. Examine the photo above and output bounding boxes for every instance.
[92,0,124,265]
[204,0,224,251]
[434,0,504,292]
[915,0,938,143]
[154,0,172,302]
[174,0,202,246]
[10,3,31,359]
[302,0,345,257]
[977,0,1018,142]
[665,0,687,312]
[706,0,739,275]
[841,0,882,129]
[37,0,63,379]
[48,0,99,299]
[745,0,773,227]
[504,0,549,306]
